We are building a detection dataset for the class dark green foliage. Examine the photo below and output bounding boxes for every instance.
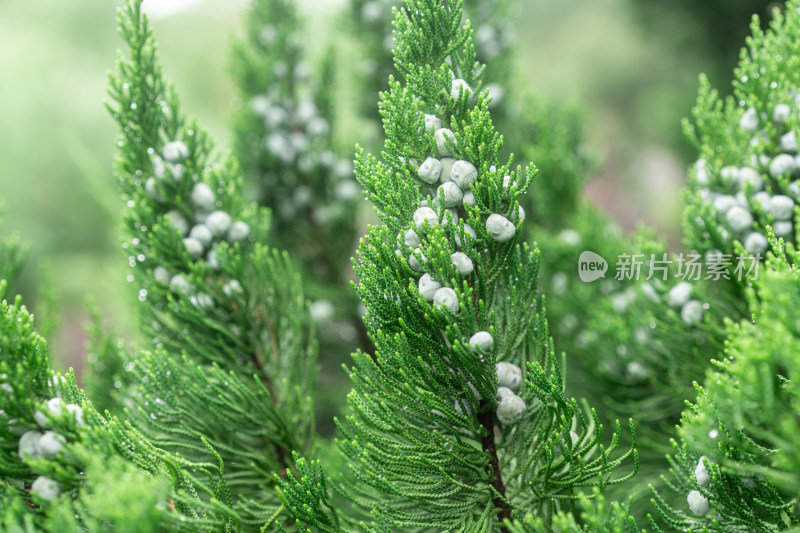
[506,488,643,533]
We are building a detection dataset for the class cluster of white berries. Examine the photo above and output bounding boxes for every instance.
[696,97,800,255]
[15,397,85,501]
[249,94,359,220]
[665,281,704,325]
[495,360,526,424]
[146,141,251,302]
[684,456,713,517]
[401,80,528,427]
[144,141,190,199]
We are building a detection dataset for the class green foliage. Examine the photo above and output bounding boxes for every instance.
[230,0,366,433]
[101,0,320,527]
[648,246,800,531]
[278,1,637,531]
[683,0,800,284]
[0,293,239,531]
[231,0,360,285]
[0,208,30,295]
[506,488,642,533]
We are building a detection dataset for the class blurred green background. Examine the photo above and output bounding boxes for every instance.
[0,0,773,371]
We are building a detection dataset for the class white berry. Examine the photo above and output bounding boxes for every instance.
[207,249,220,271]
[667,281,692,307]
[228,221,250,241]
[31,476,60,501]
[408,249,428,272]
[153,266,170,284]
[486,214,515,242]
[695,456,711,486]
[462,190,476,207]
[454,223,477,248]
[417,157,443,184]
[438,182,463,207]
[782,131,798,152]
[190,293,214,309]
[424,114,442,132]
[739,107,758,132]
[439,157,455,183]
[720,166,739,184]
[18,430,43,459]
[418,273,441,301]
[183,237,204,259]
[435,128,457,157]
[205,211,232,237]
[413,207,438,230]
[170,274,190,294]
[450,160,477,189]
[152,155,166,179]
[712,195,737,214]
[189,225,213,247]
[726,206,753,233]
[770,154,796,177]
[451,78,472,100]
[736,167,763,191]
[744,232,768,255]
[681,300,704,325]
[404,228,422,248]
[687,490,710,517]
[309,300,334,322]
[223,280,243,298]
[788,181,800,199]
[773,221,793,239]
[752,191,771,211]
[769,195,794,220]
[450,252,474,275]
[34,398,67,428]
[495,386,513,402]
[441,208,459,227]
[165,210,189,236]
[433,287,459,313]
[497,394,526,425]
[469,331,493,352]
[65,404,84,427]
[38,432,65,459]
[694,159,710,186]
[496,361,522,390]
[144,178,163,202]
[191,183,215,210]
[162,141,189,162]
[773,103,791,123]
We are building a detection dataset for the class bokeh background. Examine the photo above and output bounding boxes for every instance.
[0,0,775,371]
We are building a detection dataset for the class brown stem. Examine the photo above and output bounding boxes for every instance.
[478,407,511,532]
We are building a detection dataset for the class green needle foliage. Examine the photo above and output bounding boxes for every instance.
[648,3,800,529]
[648,244,800,532]
[279,1,637,531]
[683,0,800,283]
[0,286,239,531]
[348,0,518,127]
[102,0,318,527]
